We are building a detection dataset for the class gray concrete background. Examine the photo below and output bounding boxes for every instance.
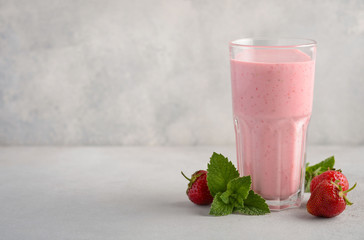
[0,0,364,145]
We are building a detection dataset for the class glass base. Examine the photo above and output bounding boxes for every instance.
[266,190,303,211]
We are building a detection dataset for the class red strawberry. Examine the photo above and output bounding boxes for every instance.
[307,180,357,218]
[310,170,349,193]
[181,170,213,205]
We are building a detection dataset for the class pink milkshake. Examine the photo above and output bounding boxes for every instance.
[230,39,316,209]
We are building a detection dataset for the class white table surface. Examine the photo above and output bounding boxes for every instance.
[0,146,363,240]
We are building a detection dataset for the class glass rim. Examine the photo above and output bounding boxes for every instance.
[230,37,317,48]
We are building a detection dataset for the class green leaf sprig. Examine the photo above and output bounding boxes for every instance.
[207,153,270,216]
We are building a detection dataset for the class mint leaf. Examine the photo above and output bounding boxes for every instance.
[306,156,335,173]
[212,176,252,213]
[207,152,239,197]
[235,195,244,208]
[227,176,251,200]
[219,190,231,204]
[305,156,335,192]
[235,190,270,215]
[206,152,270,217]
[209,192,234,216]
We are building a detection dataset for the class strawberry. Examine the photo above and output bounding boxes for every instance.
[307,180,357,218]
[181,170,213,205]
[310,170,349,193]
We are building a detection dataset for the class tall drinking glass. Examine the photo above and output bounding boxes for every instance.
[229,38,317,210]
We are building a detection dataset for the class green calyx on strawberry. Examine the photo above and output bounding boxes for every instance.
[181,170,213,205]
[307,179,357,218]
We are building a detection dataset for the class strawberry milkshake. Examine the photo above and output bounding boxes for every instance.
[230,38,316,210]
